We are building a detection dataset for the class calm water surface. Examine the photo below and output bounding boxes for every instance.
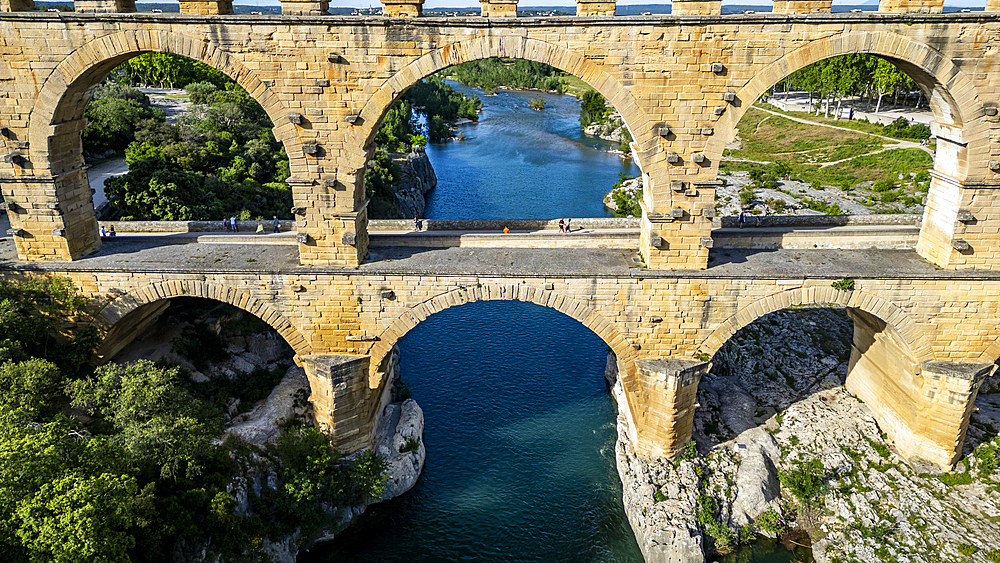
[423,81,640,219]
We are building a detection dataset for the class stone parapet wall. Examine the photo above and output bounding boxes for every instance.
[715,214,922,229]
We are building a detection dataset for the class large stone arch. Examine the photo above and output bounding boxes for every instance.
[28,29,299,174]
[364,282,638,388]
[698,285,933,363]
[344,35,654,177]
[94,280,310,360]
[706,30,988,173]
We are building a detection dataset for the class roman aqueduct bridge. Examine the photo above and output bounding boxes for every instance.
[1,1,1000,470]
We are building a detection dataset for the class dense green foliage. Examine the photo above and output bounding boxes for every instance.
[448,58,566,94]
[113,53,231,90]
[404,76,482,141]
[579,90,611,127]
[98,82,292,221]
[83,88,167,158]
[608,173,640,218]
[0,278,388,562]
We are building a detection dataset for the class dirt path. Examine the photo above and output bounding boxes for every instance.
[752,106,933,167]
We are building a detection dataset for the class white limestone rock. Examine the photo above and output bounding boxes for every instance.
[374,398,426,500]
[729,427,781,526]
[225,366,308,445]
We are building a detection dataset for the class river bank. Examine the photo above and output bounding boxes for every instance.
[611,308,1000,563]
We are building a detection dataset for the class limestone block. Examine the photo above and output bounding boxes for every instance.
[878,0,943,12]
[481,0,517,17]
[772,0,831,13]
[380,0,421,16]
[281,0,329,15]
[0,0,34,10]
[74,0,136,12]
[178,0,234,15]
[576,0,615,16]
[670,0,721,15]
[301,354,378,453]
[629,358,710,458]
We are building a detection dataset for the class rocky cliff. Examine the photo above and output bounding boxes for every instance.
[613,308,1000,563]
[388,149,437,219]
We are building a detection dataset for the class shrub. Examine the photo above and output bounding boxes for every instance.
[681,441,698,461]
[957,544,977,556]
[399,436,420,454]
[696,495,736,551]
[873,180,897,192]
[755,507,787,536]
[654,489,668,503]
[987,549,1000,563]
[349,449,389,502]
[739,187,756,206]
[831,278,855,291]
[779,458,827,507]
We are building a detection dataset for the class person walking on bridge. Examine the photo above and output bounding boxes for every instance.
[230,215,238,232]
[273,216,280,233]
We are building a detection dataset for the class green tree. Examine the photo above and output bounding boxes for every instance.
[0,277,96,377]
[580,89,609,126]
[82,98,166,157]
[14,472,142,563]
[68,360,217,481]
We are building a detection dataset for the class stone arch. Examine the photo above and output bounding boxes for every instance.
[706,30,988,170]
[976,338,1000,365]
[364,282,638,388]
[698,285,933,363]
[28,30,298,174]
[345,35,654,175]
[94,280,311,358]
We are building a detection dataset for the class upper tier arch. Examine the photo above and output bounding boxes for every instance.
[706,30,988,174]
[349,35,654,172]
[28,29,300,174]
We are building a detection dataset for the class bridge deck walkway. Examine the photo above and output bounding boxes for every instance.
[2,233,998,280]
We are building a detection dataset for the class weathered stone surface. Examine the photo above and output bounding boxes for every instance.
[374,398,426,500]
[729,427,781,526]
[226,367,310,445]
[2,12,999,270]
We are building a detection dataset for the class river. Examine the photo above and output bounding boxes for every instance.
[423,81,640,219]
[300,83,809,563]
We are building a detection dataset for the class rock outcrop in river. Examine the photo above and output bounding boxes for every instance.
[386,149,437,219]
[613,308,1000,563]
[584,109,629,144]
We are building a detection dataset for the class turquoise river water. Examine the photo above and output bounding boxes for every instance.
[300,85,811,563]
